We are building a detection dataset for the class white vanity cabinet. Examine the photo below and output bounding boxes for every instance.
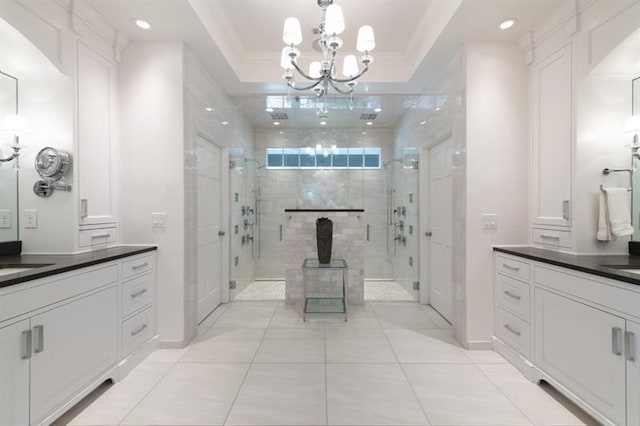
[77,42,119,243]
[494,251,640,426]
[0,249,157,426]
[530,42,574,251]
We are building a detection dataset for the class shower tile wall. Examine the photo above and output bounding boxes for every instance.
[253,128,394,281]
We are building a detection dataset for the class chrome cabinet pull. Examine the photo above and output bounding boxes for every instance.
[504,324,521,336]
[33,325,44,354]
[562,200,570,220]
[81,199,88,218]
[91,233,111,239]
[21,330,32,360]
[132,262,149,270]
[612,327,623,356]
[130,324,148,336]
[130,288,148,298]
[503,290,521,300]
[540,234,560,240]
[626,331,636,362]
[502,264,520,272]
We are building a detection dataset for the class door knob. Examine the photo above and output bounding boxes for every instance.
[425,231,433,237]
[218,230,226,237]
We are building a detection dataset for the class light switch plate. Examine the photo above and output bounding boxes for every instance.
[0,210,11,228]
[24,209,37,229]
[482,213,498,230]
[151,212,167,229]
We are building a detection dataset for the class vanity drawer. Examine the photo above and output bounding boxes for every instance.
[496,307,531,359]
[496,274,531,320]
[496,255,530,282]
[121,274,153,318]
[122,255,153,280]
[532,228,571,249]
[79,227,117,247]
[122,306,154,358]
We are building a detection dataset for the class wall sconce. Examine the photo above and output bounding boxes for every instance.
[1,114,29,169]
[624,115,640,159]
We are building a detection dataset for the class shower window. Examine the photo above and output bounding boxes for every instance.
[266,147,381,170]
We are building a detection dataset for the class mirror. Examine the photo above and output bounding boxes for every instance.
[0,70,19,242]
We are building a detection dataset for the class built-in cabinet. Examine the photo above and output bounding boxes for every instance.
[531,43,573,246]
[494,252,640,426]
[77,42,119,246]
[0,251,156,426]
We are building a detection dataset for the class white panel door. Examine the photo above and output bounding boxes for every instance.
[427,139,453,322]
[30,286,118,424]
[197,136,223,323]
[0,319,30,426]
[534,288,626,426]
[77,42,118,226]
[628,320,640,426]
[531,44,572,227]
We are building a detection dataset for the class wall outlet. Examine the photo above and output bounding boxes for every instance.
[482,213,498,230]
[0,210,11,228]
[151,212,167,229]
[24,209,37,229]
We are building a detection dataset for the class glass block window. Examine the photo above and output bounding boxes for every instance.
[265,147,381,169]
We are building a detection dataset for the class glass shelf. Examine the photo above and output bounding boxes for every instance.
[302,258,348,321]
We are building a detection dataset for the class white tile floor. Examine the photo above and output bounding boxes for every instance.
[59,302,598,426]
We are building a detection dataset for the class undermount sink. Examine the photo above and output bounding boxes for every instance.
[0,264,52,276]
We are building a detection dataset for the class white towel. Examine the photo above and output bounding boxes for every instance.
[599,187,634,239]
[597,191,611,241]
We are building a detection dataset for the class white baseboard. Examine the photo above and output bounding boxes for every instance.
[159,339,186,349]
[466,340,493,350]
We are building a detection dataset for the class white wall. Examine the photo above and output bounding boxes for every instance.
[119,42,186,345]
[465,42,529,346]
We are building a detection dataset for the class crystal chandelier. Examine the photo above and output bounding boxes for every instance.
[280,0,375,100]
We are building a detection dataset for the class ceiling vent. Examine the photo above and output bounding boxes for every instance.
[360,113,378,120]
[270,112,288,120]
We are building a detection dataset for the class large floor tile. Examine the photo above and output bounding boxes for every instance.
[421,305,453,329]
[384,329,471,363]
[403,363,531,426]
[326,363,429,425]
[182,328,265,363]
[269,304,325,328]
[213,305,276,328]
[199,304,230,327]
[122,363,249,425]
[371,303,440,329]
[66,362,173,425]
[144,348,189,363]
[325,305,380,328]
[325,328,397,363]
[226,363,326,425]
[464,349,508,364]
[254,328,325,363]
[477,363,596,425]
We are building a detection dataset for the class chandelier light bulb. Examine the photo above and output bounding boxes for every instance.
[356,25,375,52]
[281,46,299,69]
[324,5,345,35]
[342,55,359,77]
[283,17,303,45]
[309,61,322,79]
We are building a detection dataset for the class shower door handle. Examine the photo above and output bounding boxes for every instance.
[279,224,283,241]
[366,224,370,242]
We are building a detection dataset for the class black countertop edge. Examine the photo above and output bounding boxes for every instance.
[493,246,640,286]
[285,209,365,212]
[0,245,157,289]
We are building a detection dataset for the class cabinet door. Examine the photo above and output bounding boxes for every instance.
[29,286,118,424]
[628,320,640,426]
[0,319,30,426]
[535,288,626,425]
[77,42,118,227]
[531,44,572,227]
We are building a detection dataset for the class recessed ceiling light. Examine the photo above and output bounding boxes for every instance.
[221,121,229,126]
[135,19,151,30]
[273,121,280,126]
[366,121,373,126]
[362,131,367,135]
[320,120,327,126]
[420,120,427,125]
[499,18,516,30]
[205,107,214,112]
[279,131,284,134]
[265,107,274,112]
[374,107,382,113]
[435,107,441,112]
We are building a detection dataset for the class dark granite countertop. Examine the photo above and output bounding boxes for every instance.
[494,246,640,286]
[0,245,157,289]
